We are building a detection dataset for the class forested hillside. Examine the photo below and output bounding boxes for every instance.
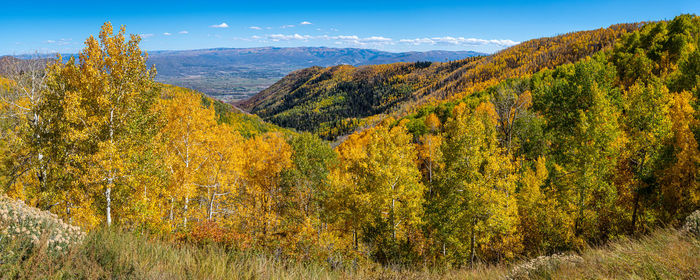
[239,22,639,140]
[2,14,700,276]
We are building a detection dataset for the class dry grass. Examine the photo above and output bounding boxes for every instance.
[550,228,700,279]
[3,228,697,279]
[0,227,508,279]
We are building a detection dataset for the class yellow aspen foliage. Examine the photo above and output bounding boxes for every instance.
[517,157,575,255]
[40,22,156,229]
[158,86,218,228]
[418,134,442,186]
[424,113,441,133]
[199,124,245,221]
[240,132,293,242]
[437,102,521,264]
[418,113,443,187]
[330,119,425,263]
[659,90,700,221]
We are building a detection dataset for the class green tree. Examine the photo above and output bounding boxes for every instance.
[436,103,520,265]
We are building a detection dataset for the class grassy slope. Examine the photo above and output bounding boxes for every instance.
[1,183,698,279]
[2,225,697,279]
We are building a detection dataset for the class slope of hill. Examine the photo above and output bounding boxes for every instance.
[3,213,698,279]
[147,47,484,102]
[238,23,639,139]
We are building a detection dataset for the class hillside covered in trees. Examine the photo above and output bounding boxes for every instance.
[238,22,639,140]
[2,14,700,278]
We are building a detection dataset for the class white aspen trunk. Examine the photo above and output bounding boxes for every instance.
[391,197,396,241]
[390,179,397,241]
[106,185,112,226]
[428,160,433,184]
[106,108,115,227]
[208,192,215,220]
[184,195,189,227]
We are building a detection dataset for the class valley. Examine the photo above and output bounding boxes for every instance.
[147,47,484,102]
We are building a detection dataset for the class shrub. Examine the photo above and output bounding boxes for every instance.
[506,253,583,280]
[0,194,84,254]
[683,210,700,236]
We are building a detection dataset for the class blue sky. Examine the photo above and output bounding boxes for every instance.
[1,0,698,55]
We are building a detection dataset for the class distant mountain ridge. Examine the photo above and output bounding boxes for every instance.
[145,47,485,101]
[148,47,484,74]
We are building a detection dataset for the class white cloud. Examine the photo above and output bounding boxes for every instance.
[300,21,312,25]
[249,26,262,30]
[163,32,172,36]
[281,24,295,29]
[399,36,519,47]
[398,38,433,45]
[210,22,229,28]
[252,33,517,49]
[140,33,154,39]
[332,35,359,40]
[45,38,72,46]
[178,30,189,34]
[268,33,313,41]
[262,34,393,46]
[362,36,392,43]
[322,35,393,46]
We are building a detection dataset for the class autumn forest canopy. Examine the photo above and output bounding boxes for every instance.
[2,14,700,272]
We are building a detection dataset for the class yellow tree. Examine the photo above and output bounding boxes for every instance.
[517,156,575,255]
[332,119,425,263]
[328,129,372,251]
[197,124,244,221]
[158,87,217,228]
[659,90,700,222]
[418,113,442,187]
[241,132,293,241]
[42,22,156,227]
